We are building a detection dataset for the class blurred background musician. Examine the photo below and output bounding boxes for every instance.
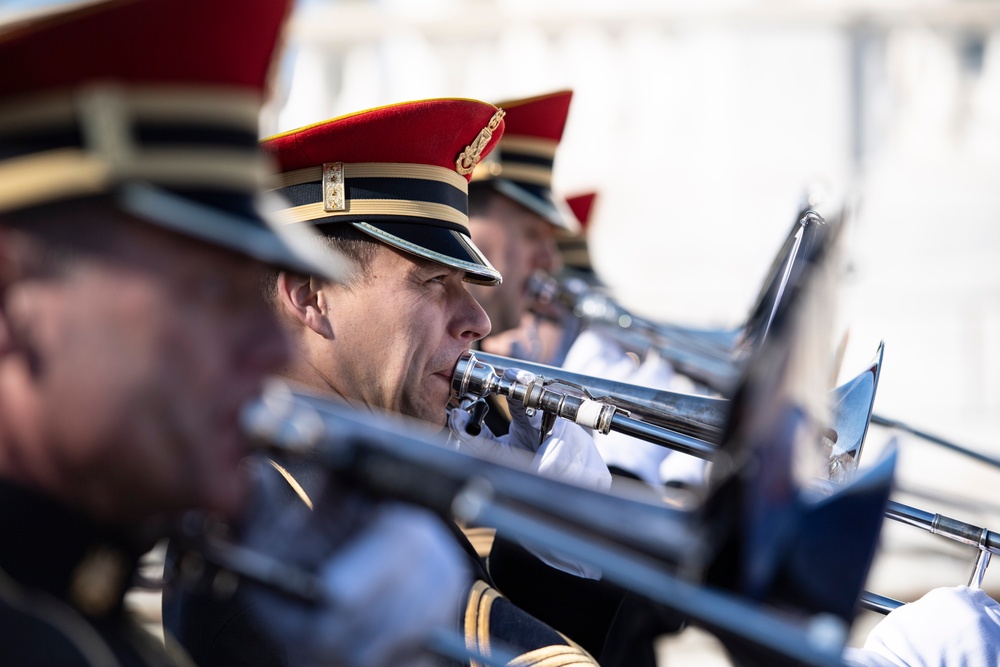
[457,89,688,664]
[502,190,710,493]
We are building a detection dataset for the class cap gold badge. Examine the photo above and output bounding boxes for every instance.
[456,108,505,176]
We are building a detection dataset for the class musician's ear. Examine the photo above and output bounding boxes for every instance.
[275,271,334,339]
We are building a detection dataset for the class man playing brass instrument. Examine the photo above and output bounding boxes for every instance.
[164,98,609,666]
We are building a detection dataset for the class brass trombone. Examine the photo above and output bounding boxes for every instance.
[453,346,884,479]
[450,348,1000,617]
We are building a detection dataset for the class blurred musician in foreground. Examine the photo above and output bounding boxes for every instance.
[0,2,471,666]
[844,586,1000,666]
[164,99,606,666]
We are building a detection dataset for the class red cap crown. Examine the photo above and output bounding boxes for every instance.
[566,192,597,232]
[558,191,597,270]
[498,89,573,143]
[263,98,506,285]
[469,90,577,231]
[0,0,343,280]
[264,98,504,183]
[0,0,290,96]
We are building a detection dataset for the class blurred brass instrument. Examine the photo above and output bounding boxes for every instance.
[837,418,1000,614]
[522,202,1000,616]
[527,208,829,392]
[234,381,891,667]
[451,349,1000,616]
[527,270,741,389]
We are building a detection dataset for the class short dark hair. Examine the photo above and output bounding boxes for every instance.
[259,223,381,305]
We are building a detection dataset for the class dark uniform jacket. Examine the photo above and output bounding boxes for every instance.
[479,395,684,667]
[0,479,189,667]
[162,455,598,667]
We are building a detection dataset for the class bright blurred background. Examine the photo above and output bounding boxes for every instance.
[5,0,1000,662]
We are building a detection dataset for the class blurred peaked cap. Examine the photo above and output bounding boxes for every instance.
[471,89,579,233]
[557,191,597,271]
[262,98,508,286]
[0,0,346,282]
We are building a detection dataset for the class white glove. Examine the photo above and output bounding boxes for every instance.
[448,368,611,491]
[448,368,610,580]
[249,502,469,667]
[563,329,709,489]
[843,586,1000,667]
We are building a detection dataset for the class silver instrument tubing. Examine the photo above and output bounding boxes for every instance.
[885,500,1000,553]
[859,502,1000,614]
[452,351,721,460]
[465,350,729,442]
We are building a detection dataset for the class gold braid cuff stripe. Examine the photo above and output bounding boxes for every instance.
[0,86,261,134]
[506,645,601,667]
[464,580,498,667]
[275,198,470,230]
[271,162,468,192]
[462,527,497,560]
[0,147,264,213]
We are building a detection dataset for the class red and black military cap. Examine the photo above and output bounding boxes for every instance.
[262,98,506,286]
[471,89,579,232]
[559,191,597,272]
[0,0,339,278]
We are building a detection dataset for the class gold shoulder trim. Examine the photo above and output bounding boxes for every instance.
[463,526,497,560]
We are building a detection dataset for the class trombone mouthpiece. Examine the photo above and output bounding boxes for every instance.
[452,351,498,401]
